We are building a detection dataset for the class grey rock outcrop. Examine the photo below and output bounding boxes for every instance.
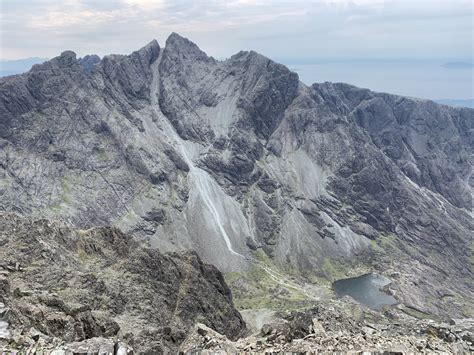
[77,54,101,74]
[180,305,473,353]
[0,213,245,353]
[312,82,472,210]
[279,308,473,353]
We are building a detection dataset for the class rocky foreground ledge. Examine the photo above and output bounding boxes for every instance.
[2,306,473,353]
[0,213,245,353]
[181,307,473,353]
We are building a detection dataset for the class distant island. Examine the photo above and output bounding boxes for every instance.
[0,57,47,77]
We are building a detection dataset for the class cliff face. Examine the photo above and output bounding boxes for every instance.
[311,82,472,210]
[0,33,472,318]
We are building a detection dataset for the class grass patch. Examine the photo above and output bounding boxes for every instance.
[97,148,108,161]
[320,257,346,281]
[77,249,88,263]
[370,233,397,254]
[225,253,313,312]
[48,203,63,211]
[47,177,74,210]
[467,240,474,266]
[462,304,473,318]
[61,177,72,204]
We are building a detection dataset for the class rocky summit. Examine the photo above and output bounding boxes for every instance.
[0,33,472,353]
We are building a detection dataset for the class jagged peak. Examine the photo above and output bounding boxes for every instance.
[166,32,191,46]
[245,50,272,67]
[60,50,77,60]
[30,50,78,72]
[131,39,160,64]
[77,54,101,74]
[79,54,101,61]
[229,49,283,68]
[164,32,209,61]
[227,48,298,83]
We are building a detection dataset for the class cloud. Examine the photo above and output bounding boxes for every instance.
[0,0,472,63]
[28,9,125,29]
[121,0,166,10]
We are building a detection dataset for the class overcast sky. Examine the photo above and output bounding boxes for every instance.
[0,0,472,99]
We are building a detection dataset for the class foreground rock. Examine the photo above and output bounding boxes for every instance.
[0,213,245,353]
[181,306,474,353]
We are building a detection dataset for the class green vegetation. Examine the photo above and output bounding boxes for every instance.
[225,251,313,311]
[320,257,346,281]
[467,240,474,266]
[47,177,74,211]
[370,233,397,254]
[15,240,30,251]
[462,304,473,317]
[48,203,63,211]
[226,249,376,312]
[60,177,72,204]
[225,266,308,311]
[77,249,88,263]
[97,147,108,161]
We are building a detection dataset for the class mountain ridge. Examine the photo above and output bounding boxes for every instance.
[0,33,472,321]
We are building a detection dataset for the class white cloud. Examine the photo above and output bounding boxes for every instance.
[121,0,166,10]
[28,9,125,29]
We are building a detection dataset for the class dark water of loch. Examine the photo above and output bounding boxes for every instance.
[332,273,397,310]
